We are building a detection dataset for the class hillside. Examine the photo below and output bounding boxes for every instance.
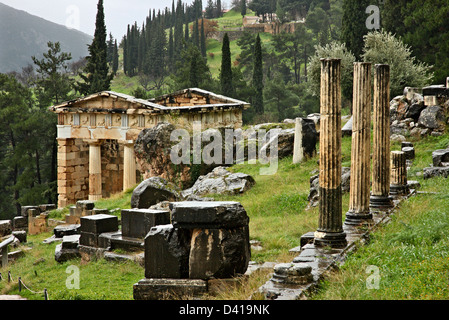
[0,2,92,73]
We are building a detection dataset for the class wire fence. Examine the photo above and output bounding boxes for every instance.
[0,271,48,300]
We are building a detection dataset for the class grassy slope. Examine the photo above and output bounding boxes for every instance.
[110,9,269,95]
[312,133,449,300]
[2,129,449,300]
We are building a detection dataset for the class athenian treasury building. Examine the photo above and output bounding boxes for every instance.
[50,88,249,208]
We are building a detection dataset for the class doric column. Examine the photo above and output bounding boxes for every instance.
[390,151,409,196]
[123,141,137,191]
[370,64,394,210]
[345,62,373,226]
[88,140,102,201]
[314,58,347,248]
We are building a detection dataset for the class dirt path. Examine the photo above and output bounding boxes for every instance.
[0,295,27,300]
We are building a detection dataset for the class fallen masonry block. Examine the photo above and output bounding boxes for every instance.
[170,201,249,229]
[188,227,250,280]
[79,214,118,248]
[53,224,80,238]
[133,278,207,300]
[80,214,118,235]
[144,224,190,279]
[121,208,170,239]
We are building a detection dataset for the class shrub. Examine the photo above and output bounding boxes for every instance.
[362,30,433,97]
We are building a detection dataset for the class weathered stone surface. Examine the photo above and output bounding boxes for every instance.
[432,149,449,167]
[121,208,170,239]
[130,177,181,209]
[76,200,95,211]
[80,214,118,234]
[21,206,39,217]
[423,166,449,179]
[0,220,12,237]
[188,227,250,280]
[170,201,249,229]
[418,106,446,130]
[55,235,81,263]
[402,147,415,160]
[134,123,224,190]
[181,167,255,198]
[271,262,313,285]
[53,224,80,238]
[12,230,26,243]
[405,103,426,122]
[144,224,190,279]
[12,216,27,231]
[133,278,207,300]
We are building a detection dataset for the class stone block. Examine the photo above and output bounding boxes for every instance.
[39,204,56,212]
[79,231,101,247]
[12,230,27,243]
[432,149,449,167]
[54,224,80,238]
[21,206,39,217]
[13,216,27,231]
[170,201,249,229]
[76,200,95,211]
[144,224,190,279]
[133,278,207,300]
[80,214,118,234]
[121,208,170,239]
[0,220,12,237]
[188,227,250,280]
[271,262,313,285]
[62,234,80,249]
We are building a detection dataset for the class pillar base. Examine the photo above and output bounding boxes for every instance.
[313,231,347,249]
[344,211,374,227]
[389,184,410,196]
[369,195,394,210]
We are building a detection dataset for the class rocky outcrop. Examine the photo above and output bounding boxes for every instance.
[181,167,255,199]
[390,86,449,138]
[131,177,182,209]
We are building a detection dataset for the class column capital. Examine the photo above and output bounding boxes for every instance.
[118,140,135,146]
[84,139,103,146]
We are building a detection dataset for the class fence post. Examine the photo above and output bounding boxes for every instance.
[18,277,22,292]
[44,288,48,300]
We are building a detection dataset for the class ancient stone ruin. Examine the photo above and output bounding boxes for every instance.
[134,201,251,300]
[49,88,250,208]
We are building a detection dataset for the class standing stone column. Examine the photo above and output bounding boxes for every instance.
[390,151,409,196]
[314,59,347,248]
[123,141,137,191]
[88,140,102,201]
[345,62,373,226]
[293,118,305,164]
[370,64,394,209]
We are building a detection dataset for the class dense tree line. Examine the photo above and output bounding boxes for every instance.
[0,0,115,218]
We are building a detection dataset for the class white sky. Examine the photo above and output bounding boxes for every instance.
[0,0,217,39]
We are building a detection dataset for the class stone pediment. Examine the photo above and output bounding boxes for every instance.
[49,89,250,115]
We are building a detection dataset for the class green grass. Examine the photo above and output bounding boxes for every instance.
[312,131,449,300]
[3,130,449,300]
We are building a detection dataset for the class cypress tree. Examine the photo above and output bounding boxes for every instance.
[112,39,119,75]
[252,33,264,115]
[341,0,370,60]
[220,33,234,96]
[76,0,113,95]
[241,0,247,17]
[168,27,174,72]
[193,19,200,49]
[200,18,207,58]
